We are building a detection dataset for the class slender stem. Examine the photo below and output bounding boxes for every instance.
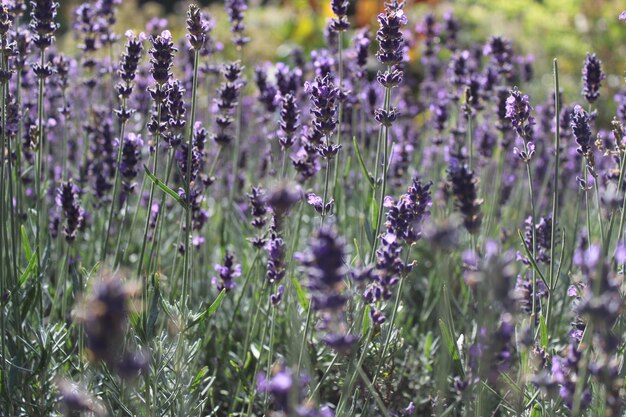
[546,59,560,332]
[372,246,412,386]
[296,302,313,373]
[321,143,332,224]
[332,31,344,203]
[137,101,163,329]
[369,69,392,264]
[525,160,537,336]
[182,50,200,315]
[467,112,473,171]
[583,165,591,243]
[35,49,46,318]
[593,174,604,244]
[102,98,128,261]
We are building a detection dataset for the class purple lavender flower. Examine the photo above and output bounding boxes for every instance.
[447,159,482,234]
[275,62,303,96]
[299,227,356,351]
[505,87,535,138]
[384,178,432,244]
[329,0,349,32]
[442,10,459,51]
[483,36,514,77]
[254,64,279,113]
[165,79,187,147]
[248,186,267,230]
[522,215,553,264]
[116,30,145,104]
[571,105,593,158]
[55,180,85,242]
[148,30,177,102]
[119,133,143,193]
[305,74,339,139]
[278,93,300,150]
[266,233,286,284]
[225,0,249,47]
[0,4,12,35]
[376,2,406,67]
[186,4,209,51]
[81,276,130,367]
[212,251,241,292]
[514,272,547,318]
[29,0,59,50]
[582,52,605,104]
[56,378,105,417]
[213,61,244,146]
[353,28,370,79]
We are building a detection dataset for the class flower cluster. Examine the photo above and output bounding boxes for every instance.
[212,251,241,292]
[582,52,605,104]
[299,227,356,351]
[185,4,209,51]
[213,61,244,146]
[447,159,482,235]
[55,180,85,242]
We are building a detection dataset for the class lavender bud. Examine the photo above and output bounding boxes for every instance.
[186,4,209,51]
[55,180,85,242]
[447,159,482,234]
[212,251,241,292]
[582,52,605,104]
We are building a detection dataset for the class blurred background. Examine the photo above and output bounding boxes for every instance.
[53,0,626,106]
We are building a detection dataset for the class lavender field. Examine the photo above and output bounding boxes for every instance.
[1,0,626,416]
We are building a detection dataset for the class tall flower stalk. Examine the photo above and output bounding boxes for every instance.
[30,0,58,316]
[370,0,406,263]
[182,3,208,313]
[505,87,538,330]
[137,29,176,292]
[329,0,349,205]
[102,30,144,261]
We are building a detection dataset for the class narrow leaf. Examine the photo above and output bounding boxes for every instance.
[291,276,309,311]
[362,304,371,336]
[539,315,548,350]
[18,250,38,287]
[438,319,464,378]
[353,136,375,188]
[144,165,188,209]
[187,289,227,330]
[21,225,32,260]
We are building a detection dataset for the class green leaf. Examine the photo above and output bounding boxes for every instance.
[362,304,371,336]
[143,165,188,209]
[364,215,374,247]
[530,404,542,417]
[438,319,464,378]
[191,366,209,392]
[353,239,362,264]
[353,136,375,188]
[187,289,227,330]
[21,225,33,260]
[424,331,433,372]
[291,276,309,311]
[539,315,548,350]
[146,278,160,337]
[18,249,38,287]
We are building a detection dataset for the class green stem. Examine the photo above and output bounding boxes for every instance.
[182,50,200,316]
[102,97,128,261]
[35,48,46,319]
[525,159,537,336]
[332,31,344,204]
[546,59,560,332]
[137,101,163,330]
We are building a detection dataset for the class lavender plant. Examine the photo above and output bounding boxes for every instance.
[1,3,626,417]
